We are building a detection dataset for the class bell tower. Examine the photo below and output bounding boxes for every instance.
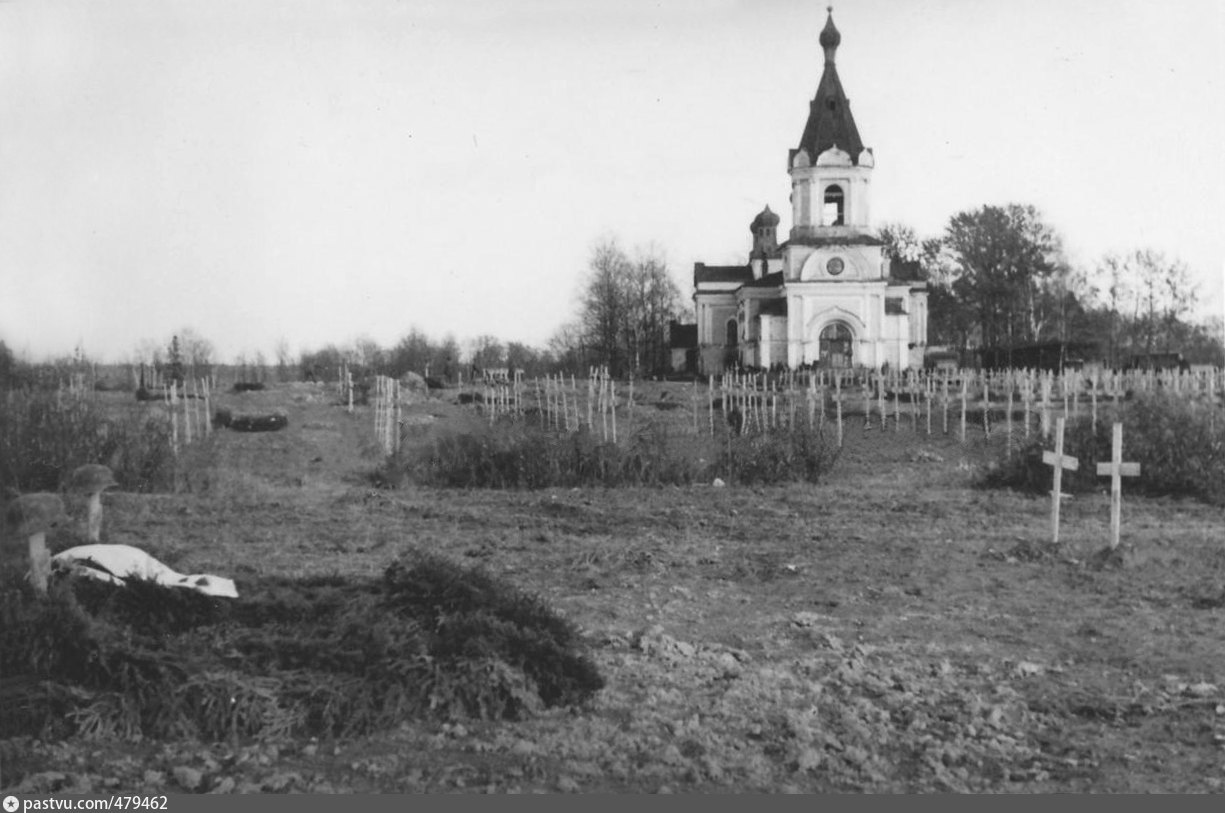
[788,8,874,239]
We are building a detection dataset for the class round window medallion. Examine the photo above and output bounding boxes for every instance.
[826,257,845,276]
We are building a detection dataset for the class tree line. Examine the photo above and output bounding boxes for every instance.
[3,202,1219,388]
[880,203,1222,368]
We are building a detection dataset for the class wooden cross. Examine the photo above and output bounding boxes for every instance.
[942,373,950,435]
[959,375,968,443]
[1042,417,1079,544]
[1039,373,1052,438]
[1005,376,1014,455]
[877,371,886,430]
[833,372,844,447]
[861,372,872,428]
[1096,422,1140,550]
[981,380,991,438]
[925,373,933,435]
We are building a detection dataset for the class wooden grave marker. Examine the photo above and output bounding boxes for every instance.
[1006,376,1014,457]
[981,379,990,438]
[925,373,933,435]
[1042,417,1079,545]
[862,372,873,429]
[942,373,950,435]
[877,371,886,431]
[959,375,968,443]
[1040,373,1052,438]
[834,371,844,447]
[893,378,901,433]
[1095,422,1140,550]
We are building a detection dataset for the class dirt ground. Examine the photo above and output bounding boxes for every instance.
[4,381,1224,793]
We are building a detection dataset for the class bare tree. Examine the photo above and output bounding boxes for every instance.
[580,238,634,376]
[274,337,292,381]
[576,237,683,377]
[468,335,506,371]
[177,327,215,381]
[1092,249,1198,362]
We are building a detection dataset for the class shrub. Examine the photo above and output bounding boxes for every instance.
[982,391,1225,505]
[392,417,840,490]
[717,423,841,486]
[0,389,181,493]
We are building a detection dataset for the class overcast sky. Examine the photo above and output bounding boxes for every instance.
[2,0,1222,364]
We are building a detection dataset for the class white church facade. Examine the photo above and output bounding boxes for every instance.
[687,10,928,374]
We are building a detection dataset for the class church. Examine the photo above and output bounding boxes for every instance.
[681,9,928,374]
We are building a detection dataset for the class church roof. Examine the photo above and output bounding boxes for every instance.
[789,9,866,167]
[750,206,781,230]
[694,263,752,285]
[743,271,785,289]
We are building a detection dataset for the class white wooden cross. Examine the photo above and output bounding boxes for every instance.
[1096,422,1140,550]
[959,374,968,443]
[861,372,872,429]
[1040,373,1052,438]
[877,371,886,430]
[833,371,844,447]
[981,379,991,438]
[1042,417,1079,544]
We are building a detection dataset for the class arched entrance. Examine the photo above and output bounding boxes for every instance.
[818,321,854,368]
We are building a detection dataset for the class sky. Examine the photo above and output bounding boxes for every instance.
[1,0,1222,364]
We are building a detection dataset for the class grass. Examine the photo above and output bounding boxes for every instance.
[983,391,1225,505]
[0,550,603,742]
[3,379,1224,793]
[380,412,840,490]
[0,389,198,494]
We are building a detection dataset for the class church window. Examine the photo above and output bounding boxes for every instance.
[823,184,845,225]
[726,319,739,347]
[886,297,906,315]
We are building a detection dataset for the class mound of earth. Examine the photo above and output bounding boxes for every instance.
[0,552,603,742]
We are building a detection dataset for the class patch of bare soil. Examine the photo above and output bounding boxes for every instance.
[4,383,1224,793]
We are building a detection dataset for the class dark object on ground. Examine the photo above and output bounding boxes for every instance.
[134,387,167,402]
[229,413,288,432]
[458,392,485,405]
[213,408,287,432]
[0,551,604,741]
[425,377,445,390]
[232,382,266,393]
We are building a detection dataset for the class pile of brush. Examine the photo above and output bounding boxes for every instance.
[0,551,604,742]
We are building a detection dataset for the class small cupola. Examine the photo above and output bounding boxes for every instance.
[750,205,781,260]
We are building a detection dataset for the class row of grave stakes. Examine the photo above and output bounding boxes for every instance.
[357,366,1187,552]
[57,375,213,458]
[439,367,1221,450]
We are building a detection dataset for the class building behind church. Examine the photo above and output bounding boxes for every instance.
[674,9,928,375]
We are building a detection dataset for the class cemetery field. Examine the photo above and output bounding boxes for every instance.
[6,381,1225,793]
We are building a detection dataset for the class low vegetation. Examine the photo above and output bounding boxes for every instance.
[3,377,1224,793]
[983,391,1225,505]
[381,418,840,490]
[0,390,181,493]
[0,551,603,742]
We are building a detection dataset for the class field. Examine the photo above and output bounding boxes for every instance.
[4,379,1225,793]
